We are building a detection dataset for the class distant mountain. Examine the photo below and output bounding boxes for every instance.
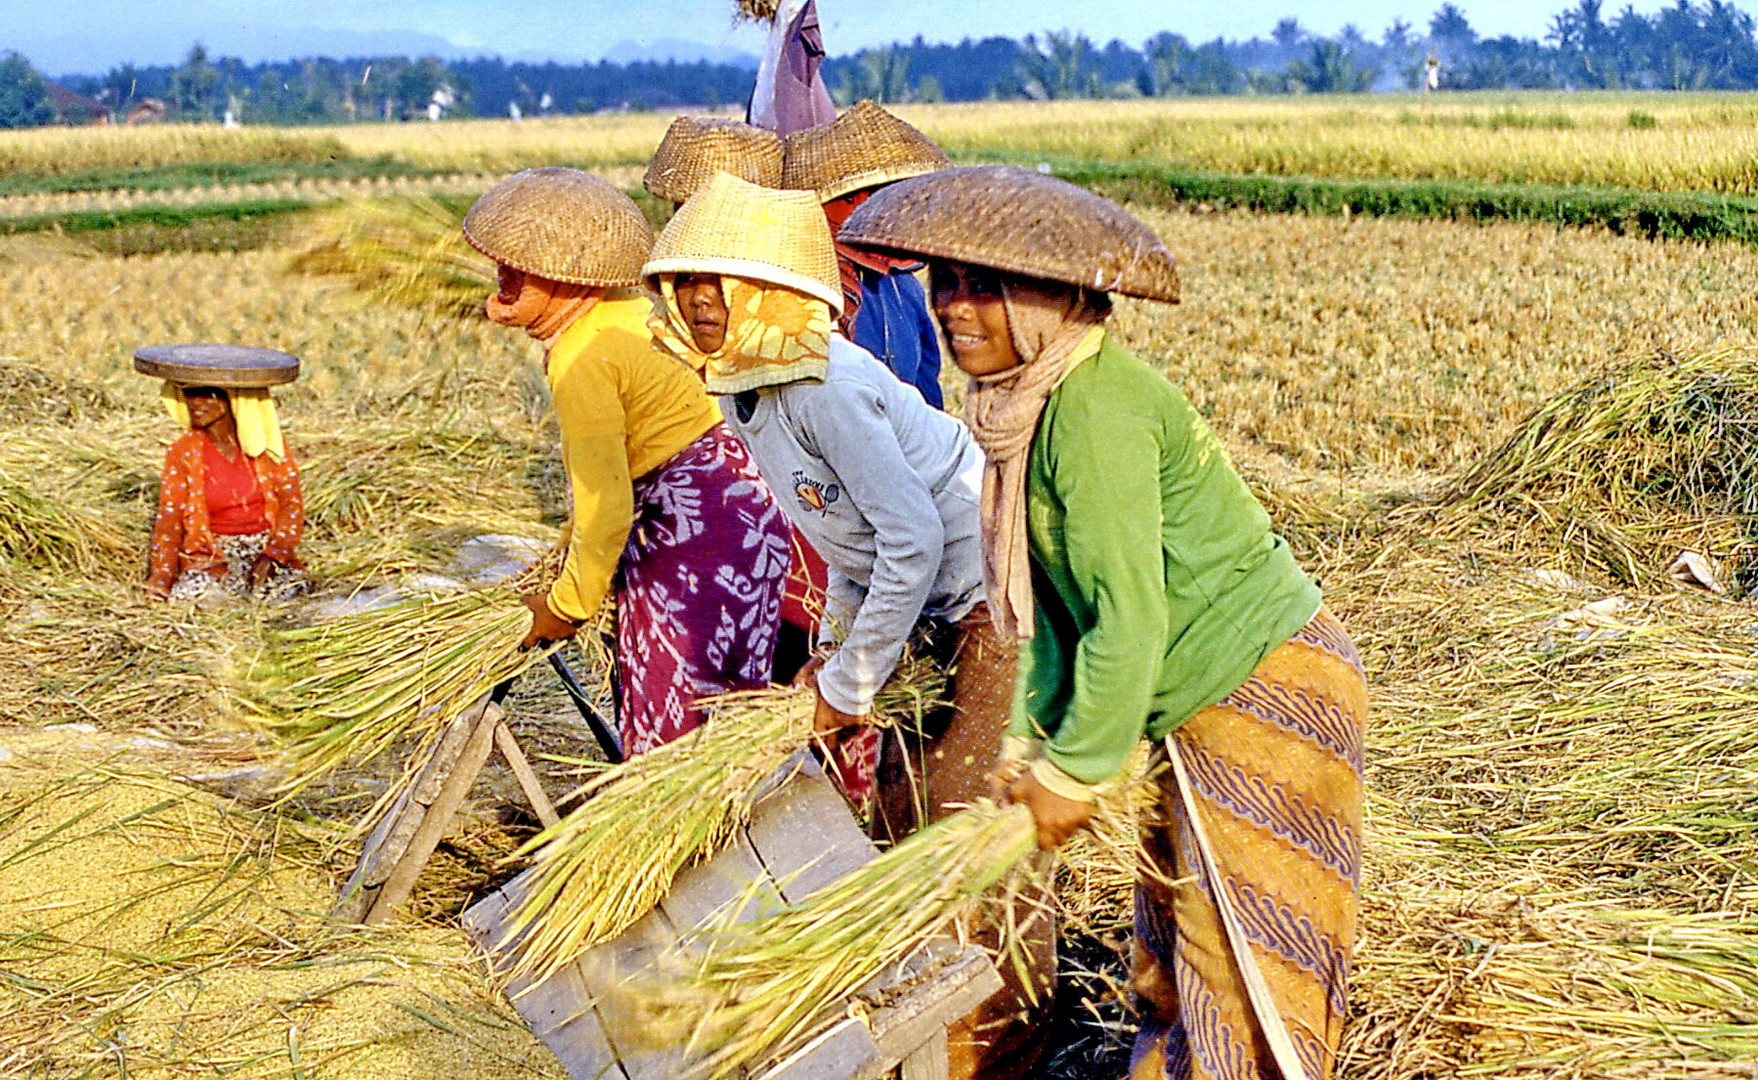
[37,27,474,78]
[599,37,760,68]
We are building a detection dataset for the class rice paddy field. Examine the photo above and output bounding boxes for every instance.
[3,94,1758,1078]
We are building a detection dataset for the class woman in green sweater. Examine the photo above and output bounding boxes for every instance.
[841,167,1367,1080]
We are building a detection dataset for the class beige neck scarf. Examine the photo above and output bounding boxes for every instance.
[963,277,1110,639]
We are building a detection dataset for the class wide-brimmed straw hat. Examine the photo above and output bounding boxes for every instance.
[838,165,1181,304]
[462,167,652,287]
[643,171,843,312]
[781,100,950,203]
[644,116,784,203]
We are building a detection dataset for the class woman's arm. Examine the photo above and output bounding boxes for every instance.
[1036,396,1169,788]
[799,379,944,716]
[146,442,194,595]
[545,357,634,625]
[262,452,305,567]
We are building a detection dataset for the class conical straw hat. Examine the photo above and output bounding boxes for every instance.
[781,100,950,202]
[463,167,652,287]
[644,116,784,203]
[643,171,843,313]
[838,166,1181,304]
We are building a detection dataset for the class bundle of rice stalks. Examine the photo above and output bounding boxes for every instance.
[620,800,1044,1080]
[0,465,137,576]
[1442,346,1758,585]
[241,583,551,795]
[500,658,944,982]
[733,0,781,21]
[289,194,492,317]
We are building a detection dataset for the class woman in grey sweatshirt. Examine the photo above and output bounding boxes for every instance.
[641,173,1051,1080]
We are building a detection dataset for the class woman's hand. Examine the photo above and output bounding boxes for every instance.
[247,554,277,590]
[521,593,580,649]
[790,648,832,690]
[987,758,1029,802]
[809,676,864,735]
[1006,769,1095,851]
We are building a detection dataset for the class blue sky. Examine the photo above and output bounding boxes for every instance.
[2,0,1687,76]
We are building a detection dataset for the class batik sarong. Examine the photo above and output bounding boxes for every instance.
[1130,608,1367,1080]
[616,424,789,756]
[167,530,307,603]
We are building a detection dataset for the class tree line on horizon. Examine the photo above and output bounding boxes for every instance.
[2,0,1757,129]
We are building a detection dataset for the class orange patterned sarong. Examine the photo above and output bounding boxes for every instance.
[1130,609,1367,1080]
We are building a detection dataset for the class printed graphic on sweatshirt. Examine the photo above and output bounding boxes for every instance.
[792,470,841,515]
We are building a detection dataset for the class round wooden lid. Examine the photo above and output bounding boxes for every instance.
[133,344,301,388]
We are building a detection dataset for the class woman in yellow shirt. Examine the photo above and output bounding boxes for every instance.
[464,168,790,756]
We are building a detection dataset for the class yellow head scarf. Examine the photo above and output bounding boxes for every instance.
[648,275,834,395]
[160,382,286,461]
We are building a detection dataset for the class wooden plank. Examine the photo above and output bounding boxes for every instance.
[495,720,561,827]
[574,909,690,1080]
[659,831,783,933]
[463,879,630,1080]
[899,1029,949,1080]
[333,696,494,921]
[746,761,878,903]
[867,947,1001,1066]
[362,699,501,924]
[756,1019,883,1080]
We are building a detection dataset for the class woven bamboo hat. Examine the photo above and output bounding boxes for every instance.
[839,166,1181,304]
[644,171,843,312]
[462,167,651,287]
[133,344,300,388]
[644,116,784,203]
[781,100,950,203]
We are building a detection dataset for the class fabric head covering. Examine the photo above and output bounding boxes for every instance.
[485,271,602,344]
[962,276,1111,639]
[649,275,834,394]
[161,382,286,461]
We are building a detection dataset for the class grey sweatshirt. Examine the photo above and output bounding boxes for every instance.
[719,336,986,714]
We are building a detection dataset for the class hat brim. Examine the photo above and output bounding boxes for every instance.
[644,255,845,315]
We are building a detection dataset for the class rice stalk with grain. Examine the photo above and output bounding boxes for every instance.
[241,583,550,794]
[500,657,944,981]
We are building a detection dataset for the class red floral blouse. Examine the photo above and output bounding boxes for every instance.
[146,430,305,591]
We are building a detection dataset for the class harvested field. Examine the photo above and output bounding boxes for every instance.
[2,155,1755,1079]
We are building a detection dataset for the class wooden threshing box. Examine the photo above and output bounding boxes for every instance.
[462,753,1000,1080]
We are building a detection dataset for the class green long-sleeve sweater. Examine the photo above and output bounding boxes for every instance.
[1009,334,1322,786]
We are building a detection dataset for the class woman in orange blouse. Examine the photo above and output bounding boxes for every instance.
[146,383,306,602]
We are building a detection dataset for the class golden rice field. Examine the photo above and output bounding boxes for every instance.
[6,92,1758,193]
[4,107,1758,1078]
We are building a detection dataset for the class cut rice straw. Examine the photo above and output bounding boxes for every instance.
[500,655,944,982]
[239,582,551,795]
[625,799,1048,1080]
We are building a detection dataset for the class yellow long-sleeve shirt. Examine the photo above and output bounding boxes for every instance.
[545,289,720,622]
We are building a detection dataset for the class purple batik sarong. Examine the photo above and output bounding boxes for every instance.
[616,423,789,756]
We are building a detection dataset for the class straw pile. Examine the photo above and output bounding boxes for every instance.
[502,658,945,981]
[1441,346,1758,586]
[0,749,562,1079]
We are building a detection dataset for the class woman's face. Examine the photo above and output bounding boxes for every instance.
[930,262,1021,377]
[184,387,230,430]
[674,273,730,353]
